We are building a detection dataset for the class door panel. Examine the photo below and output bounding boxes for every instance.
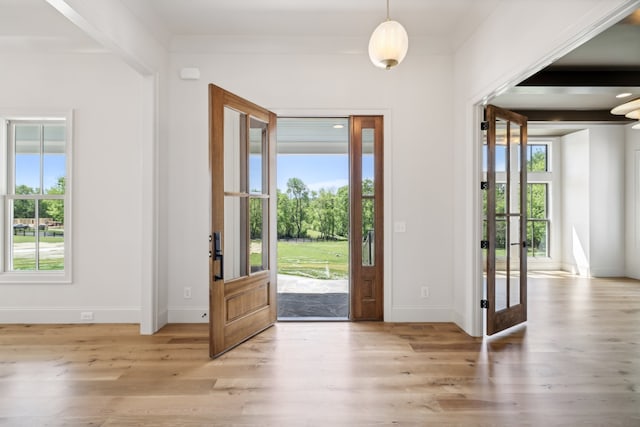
[485,105,527,335]
[351,116,384,320]
[209,84,277,358]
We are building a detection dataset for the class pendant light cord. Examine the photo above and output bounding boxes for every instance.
[386,0,390,20]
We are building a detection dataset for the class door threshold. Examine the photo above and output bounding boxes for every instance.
[277,317,349,322]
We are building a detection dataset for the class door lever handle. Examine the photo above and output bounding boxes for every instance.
[213,232,224,281]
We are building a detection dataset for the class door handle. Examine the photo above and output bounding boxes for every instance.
[213,232,224,281]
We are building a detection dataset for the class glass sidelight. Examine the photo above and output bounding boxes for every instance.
[351,116,383,321]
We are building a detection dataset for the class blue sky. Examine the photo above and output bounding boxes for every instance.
[276,154,349,192]
[15,154,66,191]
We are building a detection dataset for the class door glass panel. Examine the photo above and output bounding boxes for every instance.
[224,107,246,194]
[224,195,247,280]
[362,198,374,266]
[249,197,268,273]
[12,199,36,271]
[249,118,267,195]
[362,128,374,196]
[509,216,522,307]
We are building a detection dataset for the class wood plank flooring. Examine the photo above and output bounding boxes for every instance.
[0,274,639,426]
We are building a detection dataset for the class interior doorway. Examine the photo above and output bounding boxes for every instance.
[276,117,350,320]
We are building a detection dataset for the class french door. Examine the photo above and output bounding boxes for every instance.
[209,85,277,358]
[484,105,528,335]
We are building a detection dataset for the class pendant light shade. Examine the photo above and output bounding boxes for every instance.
[368,0,408,70]
[610,97,640,129]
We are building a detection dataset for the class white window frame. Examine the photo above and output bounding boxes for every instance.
[0,110,73,284]
[527,138,562,269]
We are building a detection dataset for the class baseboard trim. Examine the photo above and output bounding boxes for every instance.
[168,307,209,323]
[385,306,452,322]
[0,307,140,324]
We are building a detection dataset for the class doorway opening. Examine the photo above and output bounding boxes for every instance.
[276,117,350,320]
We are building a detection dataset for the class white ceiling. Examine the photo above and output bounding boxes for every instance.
[121,0,500,50]
[0,0,105,53]
[1,0,639,128]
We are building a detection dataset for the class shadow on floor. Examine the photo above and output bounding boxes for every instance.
[277,293,348,318]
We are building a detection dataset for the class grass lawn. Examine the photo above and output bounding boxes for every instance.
[11,235,65,271]
[277,240,348,279]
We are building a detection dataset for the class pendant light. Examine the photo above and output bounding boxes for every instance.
[610,97,640,129]
[368,0,409,70]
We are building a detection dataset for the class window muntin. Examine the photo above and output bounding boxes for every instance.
[2,118,70,279]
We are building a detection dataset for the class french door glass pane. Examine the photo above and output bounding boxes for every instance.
[249,197,268,273]
[224,107,246,194]
[249,118,267,195]
[224,196,248,281]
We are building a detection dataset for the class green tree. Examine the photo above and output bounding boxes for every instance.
[314,188,337,240]
[249,198,263,239]
[42,177,65,224]
[14,185,36,220]
[276,189,293,238]
[335,185,349,238]
[286,177,310,239]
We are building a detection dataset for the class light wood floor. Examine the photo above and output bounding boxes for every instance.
[1,274,639,426]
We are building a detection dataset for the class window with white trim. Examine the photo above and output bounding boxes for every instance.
[1,116,71,281]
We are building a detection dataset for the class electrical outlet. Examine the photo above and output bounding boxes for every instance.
[80,311,94,321]
[184,287,192,299]
[420,287,429,298]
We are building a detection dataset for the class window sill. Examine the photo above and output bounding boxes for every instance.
[0,272,71,284]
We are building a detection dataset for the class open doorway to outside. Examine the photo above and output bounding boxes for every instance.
[276,117,350,320]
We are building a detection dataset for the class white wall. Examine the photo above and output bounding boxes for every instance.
[561,130,591,275]
[452,0,636,335]
[626,125,640,279]
[0,53,145,323]
[166,49,456,322]
[561,126,626,277]
[589,126,625,276]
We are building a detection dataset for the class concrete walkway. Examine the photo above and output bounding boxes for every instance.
[277,274,348,294]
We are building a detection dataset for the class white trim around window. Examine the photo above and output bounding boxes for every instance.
[0,110,73,284]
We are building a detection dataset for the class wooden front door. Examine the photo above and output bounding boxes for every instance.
[350,116,384,320]
[209,84,277,358]
[484,105,528,335]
